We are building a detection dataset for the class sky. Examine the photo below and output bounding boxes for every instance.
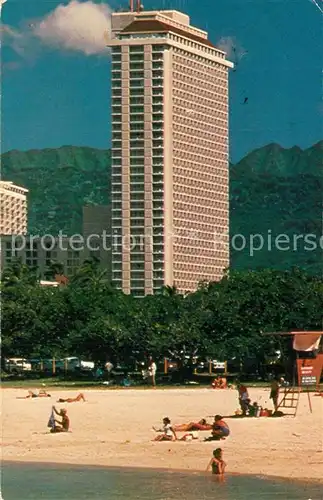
[1,0,322,162]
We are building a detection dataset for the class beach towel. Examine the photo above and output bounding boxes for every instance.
[47,408,55,430]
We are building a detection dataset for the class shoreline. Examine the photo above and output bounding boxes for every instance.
[3,459,323,485]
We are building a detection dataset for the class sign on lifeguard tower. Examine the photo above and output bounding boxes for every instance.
[293,331,323,387]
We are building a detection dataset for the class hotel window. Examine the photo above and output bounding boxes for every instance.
[130,88,144,96]
[130,62,144,70]
[130,80,144,88]
[131,219,144,227]
[152,44,166,51]
[152,61,163,69]
[130,106,144,114]
[112,62,121,71]
[130,54,144,62]
[130,254,144,262]
[130,45,144,53]
[130,210,144,218]
[130,71,144,79]
[130,147,144,156]
[131,280,145,288]
[130,97,144,105]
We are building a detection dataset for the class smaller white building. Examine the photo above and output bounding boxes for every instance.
[0,181,28,235]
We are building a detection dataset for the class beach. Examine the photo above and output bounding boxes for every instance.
[1,387,322,481]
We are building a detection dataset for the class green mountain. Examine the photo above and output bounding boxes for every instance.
[230,141,322,273]
[1,141,322,274]
[1,146,111,235]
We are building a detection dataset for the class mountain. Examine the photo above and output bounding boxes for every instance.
[1,146,111,235]
[1,141,322,274]
[230,141,322,274]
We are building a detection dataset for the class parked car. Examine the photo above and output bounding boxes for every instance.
[5,358,32,373]
[63,357,95,372]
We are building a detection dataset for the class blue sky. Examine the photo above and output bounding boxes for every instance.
[1,0,322,161]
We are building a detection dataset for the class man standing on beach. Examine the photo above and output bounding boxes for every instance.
[148,356,157,387]
[237,383,251,416]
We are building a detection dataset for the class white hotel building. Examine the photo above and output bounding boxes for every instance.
[109,9,233,296]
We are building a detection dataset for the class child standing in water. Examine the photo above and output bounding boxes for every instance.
[206,448,226,475]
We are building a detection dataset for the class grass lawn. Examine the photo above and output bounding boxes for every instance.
[2,373,321,391]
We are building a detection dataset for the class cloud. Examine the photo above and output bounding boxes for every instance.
[32,1,113,56]
[0,0,7,14]
[2,1,113,61]
[217,36,247,62]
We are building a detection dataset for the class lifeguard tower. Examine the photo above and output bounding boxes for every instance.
[264,331,323,416]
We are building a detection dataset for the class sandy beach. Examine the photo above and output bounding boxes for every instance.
[1,387,322,481]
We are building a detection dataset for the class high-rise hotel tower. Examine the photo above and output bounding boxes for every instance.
[109,8,233,296]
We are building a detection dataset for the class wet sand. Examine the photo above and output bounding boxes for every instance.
[1,387,322,481]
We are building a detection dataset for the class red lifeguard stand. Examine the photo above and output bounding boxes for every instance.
[264,331,323,416]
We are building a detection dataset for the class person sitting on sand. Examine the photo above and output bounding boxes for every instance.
[21,389,51,399]
[206,448,226,475]
[152,417,177,441]
[57,393,85,403]
[211,376,227,389]
[174,418,212,432]
[205,415,230,441]
[50,406,70,433]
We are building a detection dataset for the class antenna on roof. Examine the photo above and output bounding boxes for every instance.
[136,0,143,12]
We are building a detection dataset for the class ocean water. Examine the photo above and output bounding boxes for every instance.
[1,462,322,500]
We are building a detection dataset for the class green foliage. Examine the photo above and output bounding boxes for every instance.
[1,141,322,273]
[2,263,322,367]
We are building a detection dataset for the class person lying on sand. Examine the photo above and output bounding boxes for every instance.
[174,418,212,432]
[205,415,230,441]
[152,417,177,441]
[50,406,70,433]
[206,448,226,475]
[19,390,51,399]
[57,393,85,403]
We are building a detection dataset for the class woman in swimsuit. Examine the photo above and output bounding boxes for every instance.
[209,415,230,440]
[174,419,212,432]
[21,390,51,398]
[206,448,226,475]
[57,393,85,403]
